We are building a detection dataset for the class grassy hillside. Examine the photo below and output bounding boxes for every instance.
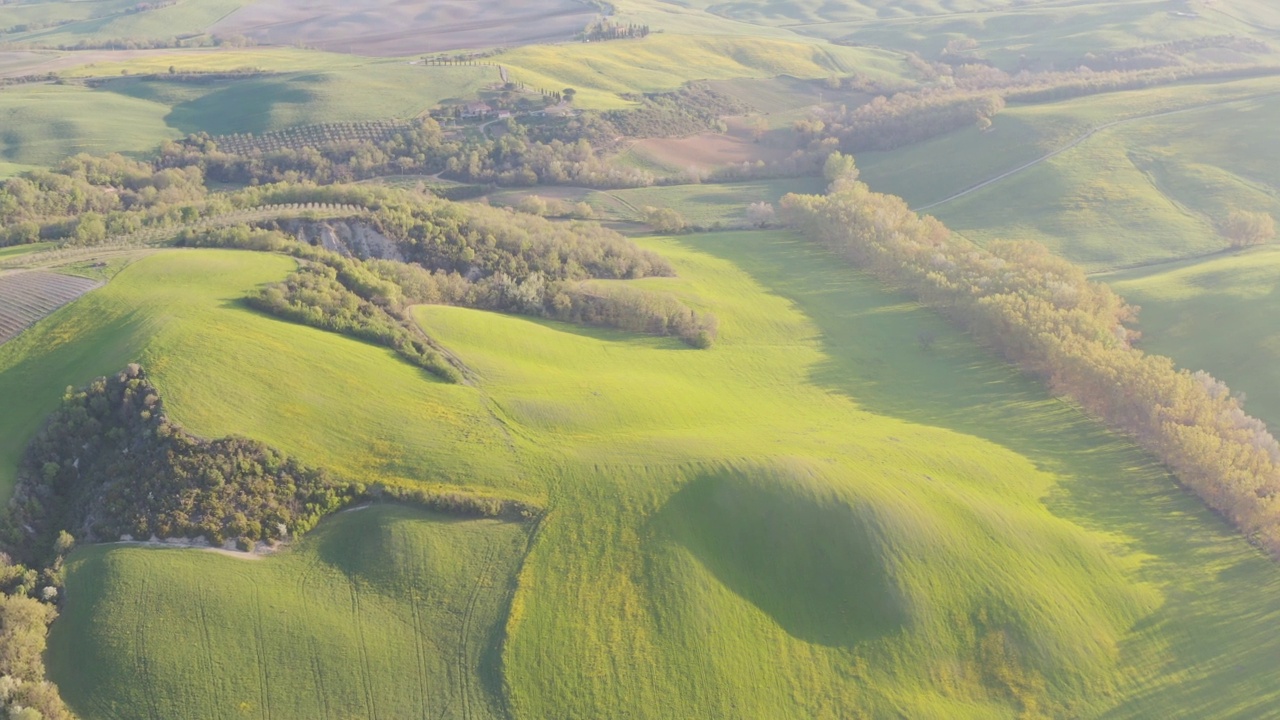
[50,505,529,720]
[627,0,1280,69]
[857,76,1280,270]
[0,0,252,47]
[496,35,906,109]
[1108,246,1280,431]
[0,250,530,505]
[0,83,179,165]
[102,65,494,135]
[12,228,1280,717]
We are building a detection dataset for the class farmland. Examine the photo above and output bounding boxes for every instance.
[51,505,529,720]
[0,63,494,162]
[3,0,1280,717]
[857,75,1280,270]
[210,0,595,56]
[0,229,1263,717]
[0,271,100,345]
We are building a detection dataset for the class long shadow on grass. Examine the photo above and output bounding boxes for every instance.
[167,77,318,135]
[681,230,1280,712]
[651,469,905,648]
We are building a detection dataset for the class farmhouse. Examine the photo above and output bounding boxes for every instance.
[462,102,493,118]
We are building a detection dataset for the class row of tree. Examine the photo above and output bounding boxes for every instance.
[780,155,1280,555]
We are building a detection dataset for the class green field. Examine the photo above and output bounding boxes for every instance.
[51,505,529,720]
[856,76,1280,270]
[594,177,828,225]
[0,250,530,505]
[496,34,907,109]
[0,242,55,260]
[102,65,495,135]
[0,64,493,161]
[0,0,252,47]
[624,0,1280,69]
[1,231,1274,716]
[6,1,1280,716]
[0,83,180,165]
[1109,246,1280,432]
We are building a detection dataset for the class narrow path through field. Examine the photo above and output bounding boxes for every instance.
[913,90,1280,213]
[597,190,643,220]
[457,541,500,720]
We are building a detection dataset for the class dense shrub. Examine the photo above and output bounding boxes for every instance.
[5,365,357,564]
[248,263,463,382]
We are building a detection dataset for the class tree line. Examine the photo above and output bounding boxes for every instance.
[781,155,1280,556]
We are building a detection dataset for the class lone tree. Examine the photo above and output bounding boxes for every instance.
[745,201,776,228]
[641,206,688,233]
[562,88,577,103]
[1223,209,1276,248]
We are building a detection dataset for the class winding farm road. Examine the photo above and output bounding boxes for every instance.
[913,90,1280,213]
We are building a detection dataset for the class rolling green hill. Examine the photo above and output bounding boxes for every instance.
[5,0,1280,715]
[858,75,1280,270]
[51,505,529,720]
[620,0,1280,69]
[0,83,179,166]
[1109,245,1280,432]
[495,35,907,109]
[4,231,1278,717]
[103,65,494,135]
[0,64,493,163]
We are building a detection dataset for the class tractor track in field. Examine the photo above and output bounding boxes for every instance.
[914,90,1280,214]
[409,588,432,719]
[133,573,162,720]
[253,589,275,720]
[197,595,228,714]
[295,548,334,719]
[351,581,379,720]
[457,541,500,720]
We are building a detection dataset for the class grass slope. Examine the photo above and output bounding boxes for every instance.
[0,0,253,47]
[0,83,179,165]
[11,229,1280,717]
[496,35,906,109]
[1108,245,1280,431]
[104,65,494,135]
[50,505,529,720]
[0,250,529,504]
[637,0,1280,69]
[0,63,491,164]
[857,76,1280,270]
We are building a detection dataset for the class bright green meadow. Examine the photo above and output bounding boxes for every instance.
[1109,246,1280,432]
[858,76,1280,271]
[2,232,1277,717]
[50,505,528,720]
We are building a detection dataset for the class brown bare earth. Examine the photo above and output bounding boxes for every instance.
[210,0,597,56]
[0,51,51,76]
[627,119,799,172]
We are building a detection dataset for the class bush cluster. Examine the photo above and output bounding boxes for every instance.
[5,365,356,565]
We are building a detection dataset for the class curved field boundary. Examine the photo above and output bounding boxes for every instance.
[914,90,1280,213]
[0,271,100,345]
